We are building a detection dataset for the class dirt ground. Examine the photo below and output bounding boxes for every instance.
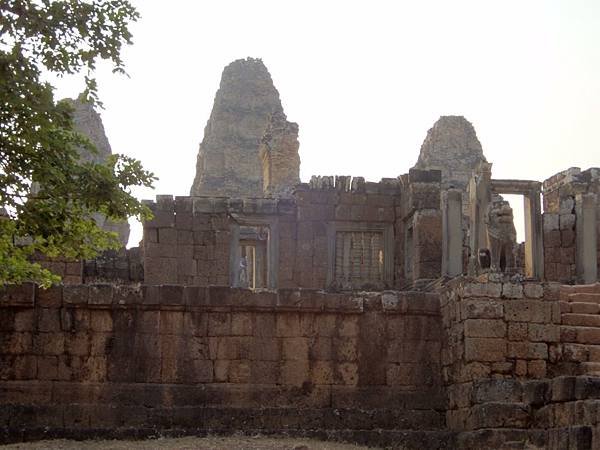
[0,436,373,450]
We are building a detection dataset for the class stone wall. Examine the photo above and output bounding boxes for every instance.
[83,248,144,283]
[397,170,443,288]
[291,176,399,290]
[440,276,600,449]
[543,167,600,284]
[142,173,446,290]
[142,195,232,285]
[0,284,447,447]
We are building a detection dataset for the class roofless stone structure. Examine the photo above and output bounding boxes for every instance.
[3,58,600,449]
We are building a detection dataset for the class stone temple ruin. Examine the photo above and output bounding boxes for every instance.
[2,57,600,449]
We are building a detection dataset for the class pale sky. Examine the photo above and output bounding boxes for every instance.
[49,0,600,246]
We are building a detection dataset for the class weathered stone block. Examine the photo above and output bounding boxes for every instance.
[36,286,63,308]
[471,378,523,404]
[527,359,547,378]
[528,323,559,342]
[464,319,506,338]
[505,301,552,323]
[502,283,523,299]
[311,360,334,385]
[559,213,576,230]
[282,337,309,361]
[508,322,528,341]
[230,313,253,336]
[37,308,61,332]
[88,284,113,305]
[544,230,562,247]
[332,337,358,362]
[543,213,559,232]
[464,338,506,362]
[508,342,548,360]
[461,300,503,319]
[462,282,502,298]
[160,311,184,335]
[335,362,359,386]
[90,310,113,332]
[523,283,544,299]
[207,312,231,336]
[280,359,309,386]
[63,285,89,305]
[467,402,531,429]
[551,376,576,402]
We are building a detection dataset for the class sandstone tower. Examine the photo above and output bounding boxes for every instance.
[68,97,130,246]
[190,58,300,197]
[413,115,487,193]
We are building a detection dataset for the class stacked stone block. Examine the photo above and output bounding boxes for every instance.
[142,195,230,285]
[0,284,446,447]
[440,276,600,448]
[543,167,600,283]
[292,176,399,290]
[441,277,560,428]
[543,170,578,283]
[398,169,443,287]
[83,247,143,283]
[34,255,82,285]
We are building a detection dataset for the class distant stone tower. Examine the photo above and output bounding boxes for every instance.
[67,97,130,247]
[190,58,300,197]
[414,116,487,193]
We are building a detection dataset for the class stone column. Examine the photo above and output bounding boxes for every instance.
[468,162,492,274]
[576,193,598,284]
[229,223,241,287]
[524,188,544,279]
[442,189,463,277]
[267,220,279,289]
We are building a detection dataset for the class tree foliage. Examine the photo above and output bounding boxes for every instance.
[0,0,155,287]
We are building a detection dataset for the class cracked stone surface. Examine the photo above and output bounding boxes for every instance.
[190,58,298,198]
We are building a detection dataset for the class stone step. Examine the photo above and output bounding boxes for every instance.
[560,283,600,299]
[561,326,600,345]
[567,293,600,304]
[567,302,600,314]
[562,313,600,327]
[562,343,600,362]
[579,362,600,376]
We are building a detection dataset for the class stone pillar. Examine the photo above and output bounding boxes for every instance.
[576,193,598,284]
[229,223,241,287]
[442,189,463,277]
[468,162,492,274]
[267,220,279,289]
[524,188,544,279]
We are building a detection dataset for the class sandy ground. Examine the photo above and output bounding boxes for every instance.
[0,436,373,450]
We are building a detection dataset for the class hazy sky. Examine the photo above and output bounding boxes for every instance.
[49,0,600,245]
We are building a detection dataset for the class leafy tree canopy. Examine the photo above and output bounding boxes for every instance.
[0,0,155,287]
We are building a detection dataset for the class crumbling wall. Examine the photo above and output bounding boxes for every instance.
[291,176,398,290]
[142,195,231,285]
[398,170,443,288]
[259,111,301,197]
[0,284,446,447]
[543,167,600,283]
[32,256,83,285]
[83,248,143,283]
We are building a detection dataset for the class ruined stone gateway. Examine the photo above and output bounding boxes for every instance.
[2,58,600,449]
